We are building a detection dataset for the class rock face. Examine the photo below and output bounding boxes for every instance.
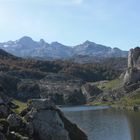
[25,99,88,140]
[0,98,88,140]
[82,83,103,102]
[39,73,86,105]
[17,80,40,101]
[124,47,140,85]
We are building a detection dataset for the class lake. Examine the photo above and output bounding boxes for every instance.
[61,106,140,140]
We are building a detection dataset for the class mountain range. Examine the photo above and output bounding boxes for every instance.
[0,36,128,59]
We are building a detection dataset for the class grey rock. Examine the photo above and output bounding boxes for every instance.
[7,114,22,128]
[82,83,103,102]
[29,98,56,110]
[17,80,40,101]
[39,73,86,105]
[25,122,34,136]
[32,109,69,140]
[25,99,88,140]
[124,47,140,85]
[124,68,140,85]
[26,99,70,140]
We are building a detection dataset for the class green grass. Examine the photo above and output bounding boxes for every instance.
[12,99,27,114]
[87,101,114,106]
[96,78,122,91]
[88,79,122,106]
[119,89,140,106]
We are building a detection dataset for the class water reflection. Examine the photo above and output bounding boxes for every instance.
[126,111,140,140]
[61,106,140,140]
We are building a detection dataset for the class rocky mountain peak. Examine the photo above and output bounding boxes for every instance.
[50,41,64,47]
[17,36,38,47]
[83,40,94,45]
[0,36,128,59]
[39,38,45,43]
[39,39,49,47]
[18,36,33,43]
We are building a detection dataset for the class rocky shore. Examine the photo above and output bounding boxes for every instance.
[0,98,88,140]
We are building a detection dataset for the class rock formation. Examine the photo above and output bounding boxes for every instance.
[82,83,103,102]
[24,99,88,140]
[124,47,140,85]
[39,73,86,105]
[0,98,88,140]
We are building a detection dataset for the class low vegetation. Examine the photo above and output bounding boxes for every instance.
[0,53,124,82]
[94,78,122,91]
[119,89,140,106]
[12,99,27,114]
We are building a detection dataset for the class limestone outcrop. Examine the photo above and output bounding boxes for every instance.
[124,47,140,85]
[24,99,88,140]
[0,98,88,140]
[82,83,103,102]
[39,73,86,105]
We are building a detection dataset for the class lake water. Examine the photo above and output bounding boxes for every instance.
[61,106,140,140]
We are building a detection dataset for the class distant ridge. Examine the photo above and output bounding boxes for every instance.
[0,36,128,59]
[0,48,17,59]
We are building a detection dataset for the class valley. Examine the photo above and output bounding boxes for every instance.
[0,40,139,140]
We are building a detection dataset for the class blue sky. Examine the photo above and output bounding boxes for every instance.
[0,0,140,50]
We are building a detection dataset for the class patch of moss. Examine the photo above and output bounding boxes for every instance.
[12,99,27,114]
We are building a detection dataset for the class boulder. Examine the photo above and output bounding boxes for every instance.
[24,99,88,140]
[7,114,22,128]
[7,113,34,137]
[82,83,103,102]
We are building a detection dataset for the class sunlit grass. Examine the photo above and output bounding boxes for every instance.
[12,99,27,114]
[96,78,122,91]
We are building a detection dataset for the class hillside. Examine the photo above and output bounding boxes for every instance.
[89,47,140,110]
[0,48,126,105]
[1,47,139,110]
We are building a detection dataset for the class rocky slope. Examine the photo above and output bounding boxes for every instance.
[0,97,88,140]
[0,36,128,59]
[0,48,124,105]
[89,47,140,110]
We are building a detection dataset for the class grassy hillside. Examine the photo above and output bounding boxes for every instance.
[119,89,140,106]
[94,78,122,91]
